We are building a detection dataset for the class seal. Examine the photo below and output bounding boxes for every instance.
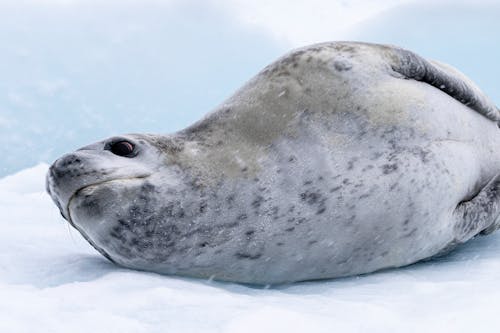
[46,42,500,284]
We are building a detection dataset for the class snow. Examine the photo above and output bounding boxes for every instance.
[2,165,500,332]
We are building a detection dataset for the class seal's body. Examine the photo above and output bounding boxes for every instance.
[47,42,500,284]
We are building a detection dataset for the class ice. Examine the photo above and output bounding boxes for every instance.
[2,164,500,332]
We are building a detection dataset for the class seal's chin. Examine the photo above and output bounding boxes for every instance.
[66,174,151,222]
[65,175,153,263]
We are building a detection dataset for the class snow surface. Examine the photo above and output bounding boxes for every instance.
[2,165,500,332]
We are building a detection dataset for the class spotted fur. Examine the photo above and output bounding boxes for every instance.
[47,42,500,284]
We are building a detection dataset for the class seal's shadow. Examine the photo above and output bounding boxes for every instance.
[29,254,117,288]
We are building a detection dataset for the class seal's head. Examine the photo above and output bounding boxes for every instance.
[46,134,184,264]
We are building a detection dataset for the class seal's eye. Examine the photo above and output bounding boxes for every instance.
[110,141,135,157]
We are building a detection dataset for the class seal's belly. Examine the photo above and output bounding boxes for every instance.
[170,138,479,284]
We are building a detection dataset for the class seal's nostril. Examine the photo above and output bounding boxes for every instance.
[55,154,81,169]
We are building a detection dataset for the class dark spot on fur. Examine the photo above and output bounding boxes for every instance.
[110,226,126,242]
[418,149,431,163]
[117,219,130,228]
[330,186,342,193]
[300,190,321,205]
[316,207,326,214]
[382,163,398,174]
[347,157,358,170]
[285,227,295,232]
[362,165,374,172]
[252,196,264,208]
[235,252,262,260]
[347,215,356,224]
[199,201,207,213]
[226,194,235,204]
[370,152,383,160]
[403,228,418,238]
[389,183,398,191]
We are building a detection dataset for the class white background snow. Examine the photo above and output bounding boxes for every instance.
[2,0,500,332]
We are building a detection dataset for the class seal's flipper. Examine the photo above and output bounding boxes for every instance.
[390,48,500,124]
[454,174,500,242]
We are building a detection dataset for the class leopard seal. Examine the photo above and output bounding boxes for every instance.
[46,42,500,284]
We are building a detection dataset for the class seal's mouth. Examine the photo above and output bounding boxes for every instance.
[63,174,152,264]
[65,174,151,226]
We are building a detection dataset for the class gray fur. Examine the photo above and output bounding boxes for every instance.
[46,42,500,284]
[391,48,500,123]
